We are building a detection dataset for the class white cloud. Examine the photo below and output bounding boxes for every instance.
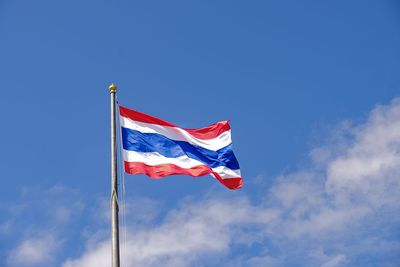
[321,255,347,267]
[58,98,400,266]
[326,99,400,209]
[63,197,278,267]
[62,241,109,267]
[7,235,61,266]
[0,185,85,266]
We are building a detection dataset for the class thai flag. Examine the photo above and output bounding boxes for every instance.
[119,106,242,190]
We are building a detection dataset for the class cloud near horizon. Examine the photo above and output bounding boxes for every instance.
[7,235,61,266]
[2,186,84,267]
[5,98,400,267]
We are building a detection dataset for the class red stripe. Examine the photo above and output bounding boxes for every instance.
[120,106,175,127]
[124,161,212,178]
[211,172,243,190]
[119,105,231,140]
[185,121,231,140]
[124,161,242,190]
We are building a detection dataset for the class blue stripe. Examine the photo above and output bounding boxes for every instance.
[121,127,240,170]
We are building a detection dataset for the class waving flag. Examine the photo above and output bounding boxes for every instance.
[119,106,242,189]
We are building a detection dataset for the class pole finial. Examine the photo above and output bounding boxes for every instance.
[109,83,117,93]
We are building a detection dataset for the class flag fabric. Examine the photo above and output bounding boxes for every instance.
[119,106,243,190]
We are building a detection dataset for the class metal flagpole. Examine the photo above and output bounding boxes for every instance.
[109,83,120,267]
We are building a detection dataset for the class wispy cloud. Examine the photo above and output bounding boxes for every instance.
[1,186,85,267]
[7,235,61,266]
[320,254,347,267]
[62,196,276,267]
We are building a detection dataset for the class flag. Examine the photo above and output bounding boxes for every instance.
[119,106,243,190]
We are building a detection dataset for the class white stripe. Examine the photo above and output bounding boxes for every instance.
[120,116,231,151]
[123,150,241,178]
[212,166,241,179]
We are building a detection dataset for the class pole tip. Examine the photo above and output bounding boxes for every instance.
[108,83,117,93]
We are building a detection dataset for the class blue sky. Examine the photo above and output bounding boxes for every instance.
[0,1,400,266]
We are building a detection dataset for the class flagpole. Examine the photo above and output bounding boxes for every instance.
[109,83,120,267]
